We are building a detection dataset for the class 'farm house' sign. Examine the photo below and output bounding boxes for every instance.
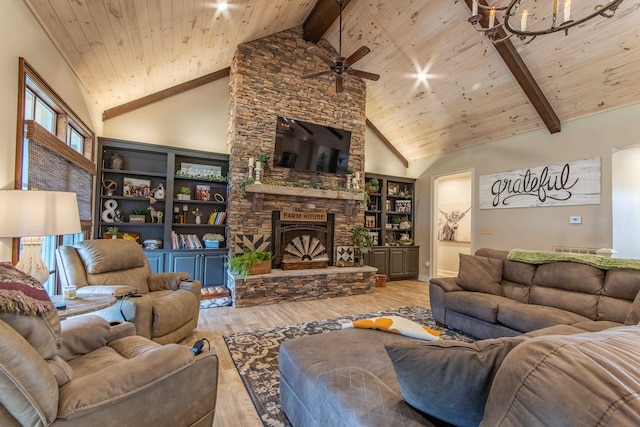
[479,157,601,209]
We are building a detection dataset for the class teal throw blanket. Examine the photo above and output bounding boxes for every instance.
[507,249,640,271]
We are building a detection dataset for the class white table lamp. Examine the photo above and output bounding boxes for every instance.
[0,190,81,283]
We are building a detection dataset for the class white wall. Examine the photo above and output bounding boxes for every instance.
[612,144,640,259]
[102,78,231,153]
[411,103,640,278]
[0,1,102,262]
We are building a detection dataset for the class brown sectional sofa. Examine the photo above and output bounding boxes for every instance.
[429,248,640,339]
[279,248,640,426]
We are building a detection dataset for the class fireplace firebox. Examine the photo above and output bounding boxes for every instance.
[272,211,334,270]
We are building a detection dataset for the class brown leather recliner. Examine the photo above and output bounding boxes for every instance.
[56,239,201,344]
[0,310,218,426]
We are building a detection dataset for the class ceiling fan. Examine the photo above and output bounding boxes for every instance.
[301,0,380,93]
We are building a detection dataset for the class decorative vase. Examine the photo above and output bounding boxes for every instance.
[345,174,352,189]
[195,216,201,225]
[109,153,123,170]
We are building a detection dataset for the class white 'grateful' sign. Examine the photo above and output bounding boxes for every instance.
[479,157,601,209]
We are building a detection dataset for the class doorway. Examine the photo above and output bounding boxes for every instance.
[612,144,640,259]
[432,171,473,277]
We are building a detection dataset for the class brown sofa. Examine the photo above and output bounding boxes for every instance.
[56,239,201,344]
[0,310,218,426]
[429,248,640,339]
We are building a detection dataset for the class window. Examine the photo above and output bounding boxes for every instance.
[15,58,96,295]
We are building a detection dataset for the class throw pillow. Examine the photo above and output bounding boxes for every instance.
[342,315,441,341]
[386,336,528,427]
[456,254,503,295]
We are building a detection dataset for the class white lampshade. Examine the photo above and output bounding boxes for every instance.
[0,190,81,238]
[0,190,81,284]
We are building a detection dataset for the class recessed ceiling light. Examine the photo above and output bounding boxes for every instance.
[217,2,228,12]
[417,73,427,81]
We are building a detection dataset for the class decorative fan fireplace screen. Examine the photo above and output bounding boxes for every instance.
[272,212,334,270]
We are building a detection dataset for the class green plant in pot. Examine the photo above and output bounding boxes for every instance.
[365,178,379,194]
[351,225,374,266]
[105,226,119,239]
[391,215,402,228]
[227,249,273,278]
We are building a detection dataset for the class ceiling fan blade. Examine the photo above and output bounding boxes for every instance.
[336,75,344,93]
[345,46,371,66]
[301,70,332,79]
[308,46,334,66]
[348,69,380,81]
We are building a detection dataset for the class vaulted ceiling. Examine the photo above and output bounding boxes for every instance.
[23,0,640,163]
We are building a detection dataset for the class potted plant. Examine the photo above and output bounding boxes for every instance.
[351,225,374,266]
[227,249,273,278]
[177,187,191,200]
[391,215,402,228]
[365,178,380,194]
[105,226,119,239]
[192,207,204,224]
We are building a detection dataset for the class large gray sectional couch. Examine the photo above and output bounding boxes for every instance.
[279,248,640,426]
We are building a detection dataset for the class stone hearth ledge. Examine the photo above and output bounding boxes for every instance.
[227,266,378,307]
[245,183,363,215]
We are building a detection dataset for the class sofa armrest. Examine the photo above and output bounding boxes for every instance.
[76,285,139,298]
[147,272,190,291]
[60,315,113,360]
[429,277,464,292]
[180,279,202,303]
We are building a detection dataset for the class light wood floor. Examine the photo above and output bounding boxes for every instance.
[182,280,431,427]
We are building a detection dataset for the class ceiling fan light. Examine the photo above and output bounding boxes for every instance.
[217,2,228,12]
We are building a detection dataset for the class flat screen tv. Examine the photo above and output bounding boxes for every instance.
[273,116,351,174]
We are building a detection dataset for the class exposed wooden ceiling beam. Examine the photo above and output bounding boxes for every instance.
[102,68,231,121]
[462,0,561,134]
[303,0,352,43]
[366,119,409,168]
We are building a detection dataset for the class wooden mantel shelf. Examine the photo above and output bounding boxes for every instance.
[245,183,363,214]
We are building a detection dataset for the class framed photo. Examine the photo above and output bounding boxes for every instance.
[180,163,221,177]
[388,183,399,195]
[196,184,211,201]
[123,177,151,197]
[396,200,411,213]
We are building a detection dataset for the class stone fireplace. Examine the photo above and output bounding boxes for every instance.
[225,27,375,307]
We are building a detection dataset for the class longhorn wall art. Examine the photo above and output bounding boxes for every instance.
[479,157,601,209]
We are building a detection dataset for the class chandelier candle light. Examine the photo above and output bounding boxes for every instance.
[468,0,624,44]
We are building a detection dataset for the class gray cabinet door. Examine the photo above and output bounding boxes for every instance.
[167,252,200,281]
[201,253,227,287]
[145,251,165,274]
[367,248,389,277]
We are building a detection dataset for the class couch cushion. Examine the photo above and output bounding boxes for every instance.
[498,303,590,333]
[456,254,503,295]
[279,328,419,423]
[59,336,194,419]
[481,326,640,427]
[475,248,536,286]
[624,290,640,325]
[386,336,528,427]
[75,240,148,274]
[532,261,604,294]
[445,292,514,324]
[530,285,599,320]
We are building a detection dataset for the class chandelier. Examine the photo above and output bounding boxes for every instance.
[468,0,624,44]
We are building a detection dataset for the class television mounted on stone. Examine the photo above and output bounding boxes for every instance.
[273,116,351,174]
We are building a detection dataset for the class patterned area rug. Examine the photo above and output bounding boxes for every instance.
[223,305,475,427]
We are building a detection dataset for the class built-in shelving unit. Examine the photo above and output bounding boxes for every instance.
[95,138,229,287]
[363,173,418,280]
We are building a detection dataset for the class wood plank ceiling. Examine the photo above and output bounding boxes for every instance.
[23,0,640,162]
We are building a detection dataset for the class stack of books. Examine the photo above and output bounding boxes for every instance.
[208,211,227,225]
[171,231,203,249]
